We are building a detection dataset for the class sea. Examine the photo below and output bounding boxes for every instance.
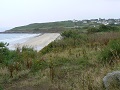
[0,33,40,50]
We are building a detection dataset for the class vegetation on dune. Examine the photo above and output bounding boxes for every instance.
[1,25,120,89]
[99,39,120,65]
[87,24,120,33]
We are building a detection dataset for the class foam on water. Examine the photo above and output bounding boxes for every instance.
[0,33,40,50]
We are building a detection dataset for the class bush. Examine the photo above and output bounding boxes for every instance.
[31,60,48,72]
[0,85,3,90]
[99,39,120,64]
[87,27,99,33]
[87,25,120,33]
[52,57,71,67]
[0,42,9,63]
[76,57,90,68]
[99,24,119,32]
[61,30,81,39]
[40,42,54,54]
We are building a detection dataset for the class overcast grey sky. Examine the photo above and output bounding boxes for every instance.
[0,0,120,27]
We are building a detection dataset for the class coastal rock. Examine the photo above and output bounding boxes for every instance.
[103,71,120,90]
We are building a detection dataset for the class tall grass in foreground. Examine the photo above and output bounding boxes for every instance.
[0,31,120,89]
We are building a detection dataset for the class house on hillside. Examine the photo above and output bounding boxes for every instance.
[107,19,115,24]
[98,18,108,25]
[90,19,98,23]
[82,20,90,24]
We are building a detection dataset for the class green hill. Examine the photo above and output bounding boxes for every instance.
[6,20,119,33]
[6,20,78,33]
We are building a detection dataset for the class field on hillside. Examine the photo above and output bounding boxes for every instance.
[0,25,120,90]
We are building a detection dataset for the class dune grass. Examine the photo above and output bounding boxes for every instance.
[0,31,120,90]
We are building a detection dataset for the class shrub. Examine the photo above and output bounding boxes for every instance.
[99,24,119,32]
[52,57,71,67]
[87,27,99,33]
[61,30,81,39]
[21,46,37,59]
[99,39,120,64]
[87,25,120,33]
[40,42,54,54]
[0,85,3,90]
[0,42,10,63]
[31,60,48,72]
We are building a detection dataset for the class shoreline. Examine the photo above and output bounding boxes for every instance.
[0,32,44,34]
[9,33,60,51]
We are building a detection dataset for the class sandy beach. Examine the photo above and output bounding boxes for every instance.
[12,33,60,51]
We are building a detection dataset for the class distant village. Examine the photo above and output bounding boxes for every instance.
[73,18,120,25]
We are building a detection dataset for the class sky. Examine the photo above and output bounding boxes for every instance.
[0,0,120,28]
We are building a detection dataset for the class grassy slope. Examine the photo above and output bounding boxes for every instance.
[5,20,102,33]
[6,21,76,33]
[0,31,120,90]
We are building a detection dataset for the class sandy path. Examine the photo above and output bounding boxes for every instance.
[14,33,60,51]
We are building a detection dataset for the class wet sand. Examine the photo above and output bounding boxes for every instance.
[12,33,60,51]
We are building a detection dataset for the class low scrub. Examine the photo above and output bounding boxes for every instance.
[31,59,48,72]
[99,39,120,64]
[87,24,120,33]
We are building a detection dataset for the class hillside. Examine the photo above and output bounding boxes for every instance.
[5,20,77,33]
[1,26,120,89]
[5,20,101,33]
[4,18,120,33]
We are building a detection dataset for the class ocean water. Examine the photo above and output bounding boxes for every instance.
[0,33,40,50]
